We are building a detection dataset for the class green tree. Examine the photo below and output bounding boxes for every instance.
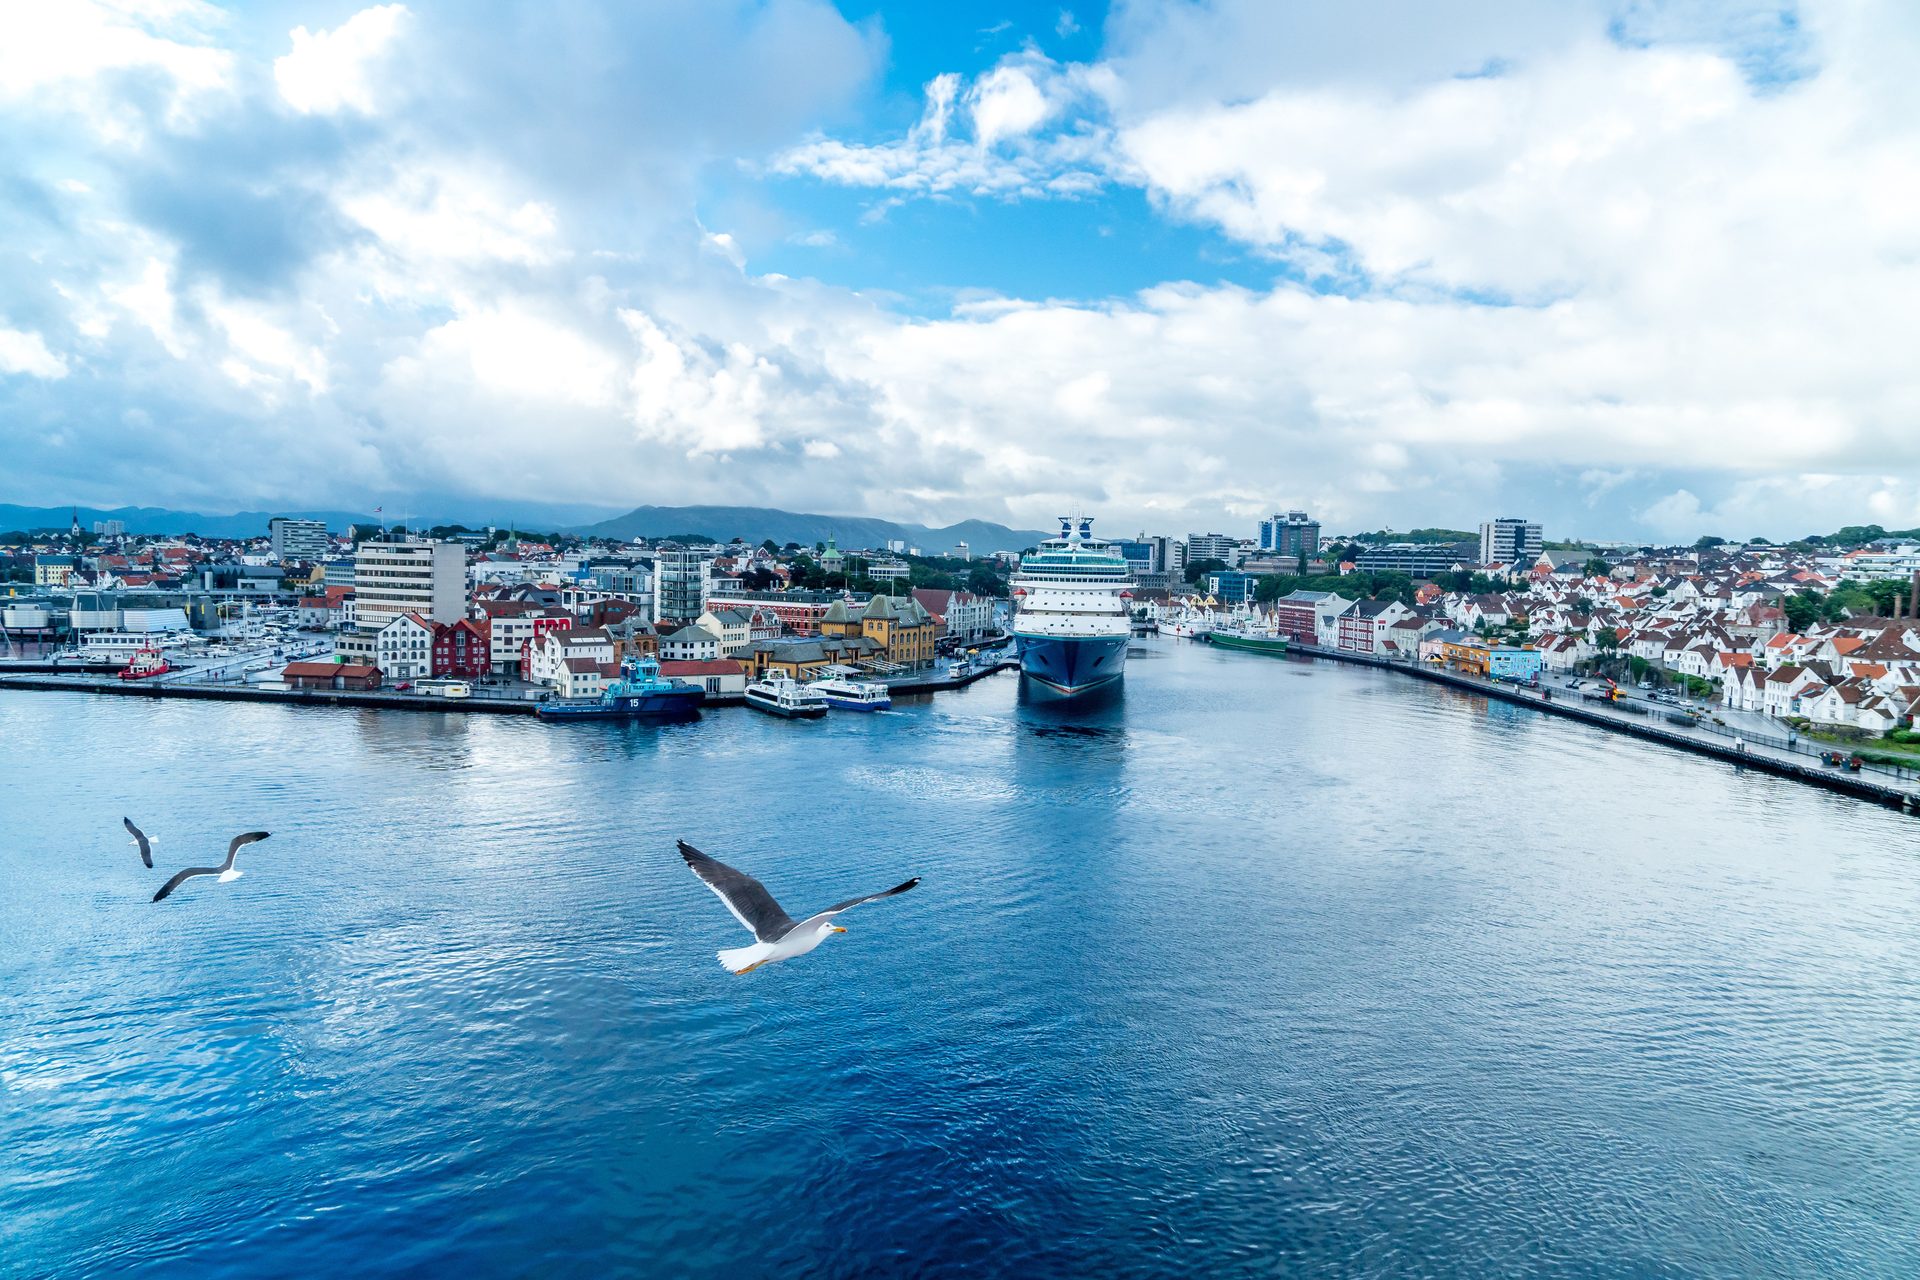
[1694,535,1727,549]
[1582,557,1611,577]
[1184,557,1229,584]
[760,539,778,553]
[966,565,1006,598]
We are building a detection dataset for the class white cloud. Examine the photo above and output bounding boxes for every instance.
[969,65,1054,147]
[0,327,69,379]
[0,0,232,133]
[274,4,410,116]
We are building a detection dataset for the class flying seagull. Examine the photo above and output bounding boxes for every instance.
[123,817,155,869]
[677,840,918,974]
[152,832,271,903]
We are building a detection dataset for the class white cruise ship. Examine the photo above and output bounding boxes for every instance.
[1010,516,1134,696]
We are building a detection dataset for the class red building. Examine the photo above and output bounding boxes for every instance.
[433,617,491,678]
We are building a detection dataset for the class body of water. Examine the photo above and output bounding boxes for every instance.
[4,640,1919,1277]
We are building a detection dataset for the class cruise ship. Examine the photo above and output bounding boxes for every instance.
[1010,516,1134,696]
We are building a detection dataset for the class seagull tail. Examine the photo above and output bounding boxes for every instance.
[718,943,771,975]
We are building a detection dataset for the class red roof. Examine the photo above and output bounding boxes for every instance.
[659,659,746,676]
[283,661,378,678]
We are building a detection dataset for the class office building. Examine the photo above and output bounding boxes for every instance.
[336,537,467,664]
[1478,518,1543,568]
[1185,533,1240,566]
[1354,542,1477,579]
[1258,511,1320,561]
[269,517,330,563]
[92,519,126,537]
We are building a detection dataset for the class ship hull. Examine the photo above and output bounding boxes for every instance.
[537,689,703,721]
[1208,632,1290,657]
[1013,633,1129,696]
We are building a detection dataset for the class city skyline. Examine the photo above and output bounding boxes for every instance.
[5,3,1920,541]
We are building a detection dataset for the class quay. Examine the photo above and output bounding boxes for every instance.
[1273,640,1920,814]
[0,655,1018,717]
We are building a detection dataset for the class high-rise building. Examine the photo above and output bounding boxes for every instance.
[1258,511,1320,561]
[1185,533,1240,566]
[652,544,711,628]
[954,541,970,561]
[1478,518,1544,567]
[336,537,467,664]
[1114,534,1176,577]
[92,519,126,537]
[269,517,330,562]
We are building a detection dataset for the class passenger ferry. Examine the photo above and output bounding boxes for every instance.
[806,669,892,711]
[745,672,829,719]
[1010,516,1133,697]
[537,656,703,722]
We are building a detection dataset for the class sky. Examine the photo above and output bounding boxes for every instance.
[2,0,1918,542]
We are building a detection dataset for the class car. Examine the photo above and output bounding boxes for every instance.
[1637,679,1654,689]
[393,681,413,691]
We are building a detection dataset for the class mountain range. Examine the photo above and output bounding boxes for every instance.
[2,502,1050,555]
[575,505,1047,555]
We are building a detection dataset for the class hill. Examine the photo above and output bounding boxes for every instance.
[576,505,1049,555]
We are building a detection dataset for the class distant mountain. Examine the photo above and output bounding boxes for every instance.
[0,502,619,540]
[577,505,1050,555]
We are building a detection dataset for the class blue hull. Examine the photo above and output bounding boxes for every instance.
[1013,633,1128,696]
[818,696,891,711]
[537,689,703,721]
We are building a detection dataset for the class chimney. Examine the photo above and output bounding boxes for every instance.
[1909,569,1919,620]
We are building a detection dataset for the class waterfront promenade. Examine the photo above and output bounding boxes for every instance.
[1276,640,1920,813]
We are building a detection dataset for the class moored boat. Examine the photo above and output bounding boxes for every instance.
[1011,515,1133,697]
[745,673,829,719]
[537,655,703,722]
[119,645,171,681]
[807,671,892,711]
[1208,628,1290,656]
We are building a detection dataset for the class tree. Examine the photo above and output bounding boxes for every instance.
[1783,591,1822,632]
[1184,557,1229,584]
[1582,557,1611,577]
[760,539,778,553]
[1694,535,1727,549]
[1594,630,1620,654]
[966,564,1006,598]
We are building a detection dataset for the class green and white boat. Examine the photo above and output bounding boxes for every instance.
[1208,627,1289,656]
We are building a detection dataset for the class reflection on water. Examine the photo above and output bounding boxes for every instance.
[4,641,1920,1278]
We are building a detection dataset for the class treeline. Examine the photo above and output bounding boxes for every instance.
[1783,579,1914,628]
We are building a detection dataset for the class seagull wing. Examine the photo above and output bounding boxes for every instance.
[678,840,794,942]
[152,867,220,902]
[816,877,921,919]
[124,817,152,869]
[222,831,270,870]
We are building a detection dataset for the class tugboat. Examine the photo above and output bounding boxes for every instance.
[119,644,171,681]
[536,655,703,722]
[745,672,829,719]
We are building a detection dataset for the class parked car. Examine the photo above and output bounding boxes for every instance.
[393,681,413,692]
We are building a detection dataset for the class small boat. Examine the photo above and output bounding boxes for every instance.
[745,673,828,719]
[806,673,892,711]
[119,645,171,681]
[537,656,703,722]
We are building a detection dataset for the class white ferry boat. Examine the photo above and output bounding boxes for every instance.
[807,670,892,711]
[745,672,829,719]
[1010,515,1133,696]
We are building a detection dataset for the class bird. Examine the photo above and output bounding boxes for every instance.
[151,832,272,903]
[677,839,918,974]
[123,817,155,869]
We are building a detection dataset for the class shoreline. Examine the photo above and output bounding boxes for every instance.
[1265,639,1920,814]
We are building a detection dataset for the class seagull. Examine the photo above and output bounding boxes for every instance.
[123,817,155,869]
[677,840,918,974]
[151,832,271,903]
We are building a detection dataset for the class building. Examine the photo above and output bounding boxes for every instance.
[1442,639,1544,681]
[868,557,911,583]
[954,541,970,561]
[338,538,467,664]
[525,628,615,686]
[1258,511,1320,561]
[34,555,78,588]
[652,543,710,629]
[375,613,436,681]
[92,519,126,537]
[659,658,749,698]
[1479,518,1544,568]
[1205,570,1259,604]
[911,588,994,641]
[660,624,722,662]
[819,594,937,669]
[1114,536,1173,577]
[1354,543,1477,578]
[269,518,330,562]
[1185,533,1240,566]
[476,600,572,674]
[432,617,491,679]
[1272,590,1353,645]
[695,608,759,655]
[282,660,381,691]
[705,588,845,635]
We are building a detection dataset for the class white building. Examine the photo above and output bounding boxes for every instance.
[652,545,710,628]
[660,624,721,662]
[1479,518,1544,568]
[269,518,330,562]
[527,628,614,687]
[375,612,435,681]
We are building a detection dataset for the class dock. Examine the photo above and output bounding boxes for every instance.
[1276,641,1920,813]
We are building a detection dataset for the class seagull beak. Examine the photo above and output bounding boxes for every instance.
[832,926,848,933]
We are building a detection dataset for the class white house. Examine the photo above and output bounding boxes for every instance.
[660,624,721,662]
[527,628,614,688]
[375,612,435,681]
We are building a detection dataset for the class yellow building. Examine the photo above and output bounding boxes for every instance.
[818,594,937,669]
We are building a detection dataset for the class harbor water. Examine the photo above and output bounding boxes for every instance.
[4,639,1920,1277]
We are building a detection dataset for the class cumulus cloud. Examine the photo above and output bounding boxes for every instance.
[0,327,69,379]
[275,5,411,115]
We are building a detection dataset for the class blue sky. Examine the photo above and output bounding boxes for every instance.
[2,0,1919,541]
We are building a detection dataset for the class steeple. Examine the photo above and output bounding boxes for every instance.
[70,508,81,537]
